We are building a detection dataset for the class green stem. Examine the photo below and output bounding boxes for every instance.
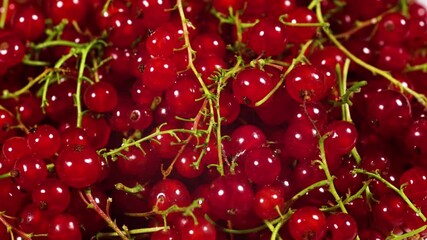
[31,40,82,50]
[22,56,51,67]
[95,226,165,239]
[318,134,349,214]
[354,169,427,222]
[1,69,52,99]
[387,225,427,240]
[0,0,8,29]
[100,127,199,158]
[270,211,293,240]
[337,59,362,164]
[0,171,11,179]
[85,190,129,240]
[206,215,280,235]
[400,0,409,17]
[74,39,105,128]
[177,0,224,175]
[320,181,369,212]
[315,3,427,108]
[115,182,145,194]
[255,40,313,107]
[405,62,427,73]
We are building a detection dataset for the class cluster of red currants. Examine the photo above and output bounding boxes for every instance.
[0,0,426,239]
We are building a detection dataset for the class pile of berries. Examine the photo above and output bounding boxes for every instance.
[0,0,426,239]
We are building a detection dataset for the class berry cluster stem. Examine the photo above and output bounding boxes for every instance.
[336,59,362,164]
[176,0,226,175]
[255,39,313,107]
[353,169,427,222]
[83,189,129,240]
[0,212,31,240]
[0,0,8,29]
[315,2,427,108]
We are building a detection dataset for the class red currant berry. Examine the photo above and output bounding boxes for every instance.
[180,215,217,240]
[232,68,275,107]
[244,147,281,185]
[32,178,71,215]
[83,81,118,113]
[13,154,48,191]
[283,7,318,44]
[327,213,358,240]
[207,174,254,220]
[247,18,287,57]
[55,145,102,188]
[365,90,412,137]
[148,179,191,215]
[288,206,327,240]
[253,185,285,220]
[47,213,82,240]
[27,124,61,158]
[11,5,46,41]
[142,57,177,91]
[285,64,327,103]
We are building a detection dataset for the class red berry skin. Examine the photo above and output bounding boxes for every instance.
[0,109,14,142]
[83,81,118,113]
[2,136,31,170]
[288,206,327,240]
[132,0,172,29]
[283,7,318,44]
[0,178,28,216]
[0,33,25,69]
[165,75,203,118]
[32,178,71,216]
[399,167,427,201]
[285,64,327,103]
[11,5,46,41]
[47,214,82,240]
[404,119,427,160]
[44,0,90,26]
[323,120,358,156]
[180,216,217,240]
[116,143,160,179]
[232,68,275,107]
[230,125,267,157]
[283,121,319,160]
[207,174,254,220]
[148,179,191,220]
[254,186,285,220]
[244,147,281,185]
[212,0,245,15]
[142,57,177,91]
[13,154,48,191]
[327,213,358,240]
[27,124,61,158]
[366,90,412,137]
[18,203,50,235]
[55,145,102,188]
[107,12,141,48]
[247,19,287,57]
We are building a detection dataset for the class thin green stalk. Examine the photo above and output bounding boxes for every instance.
[354,169,427,222]
[387,225,427,240]
[255,40,313,107]
[318,134,348,214]
[337,59,362,164]
[95,227,165,239]
[100,127,199,158]
[31,40,82,50]
[0,0,8,29]
[315,2,427,107]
